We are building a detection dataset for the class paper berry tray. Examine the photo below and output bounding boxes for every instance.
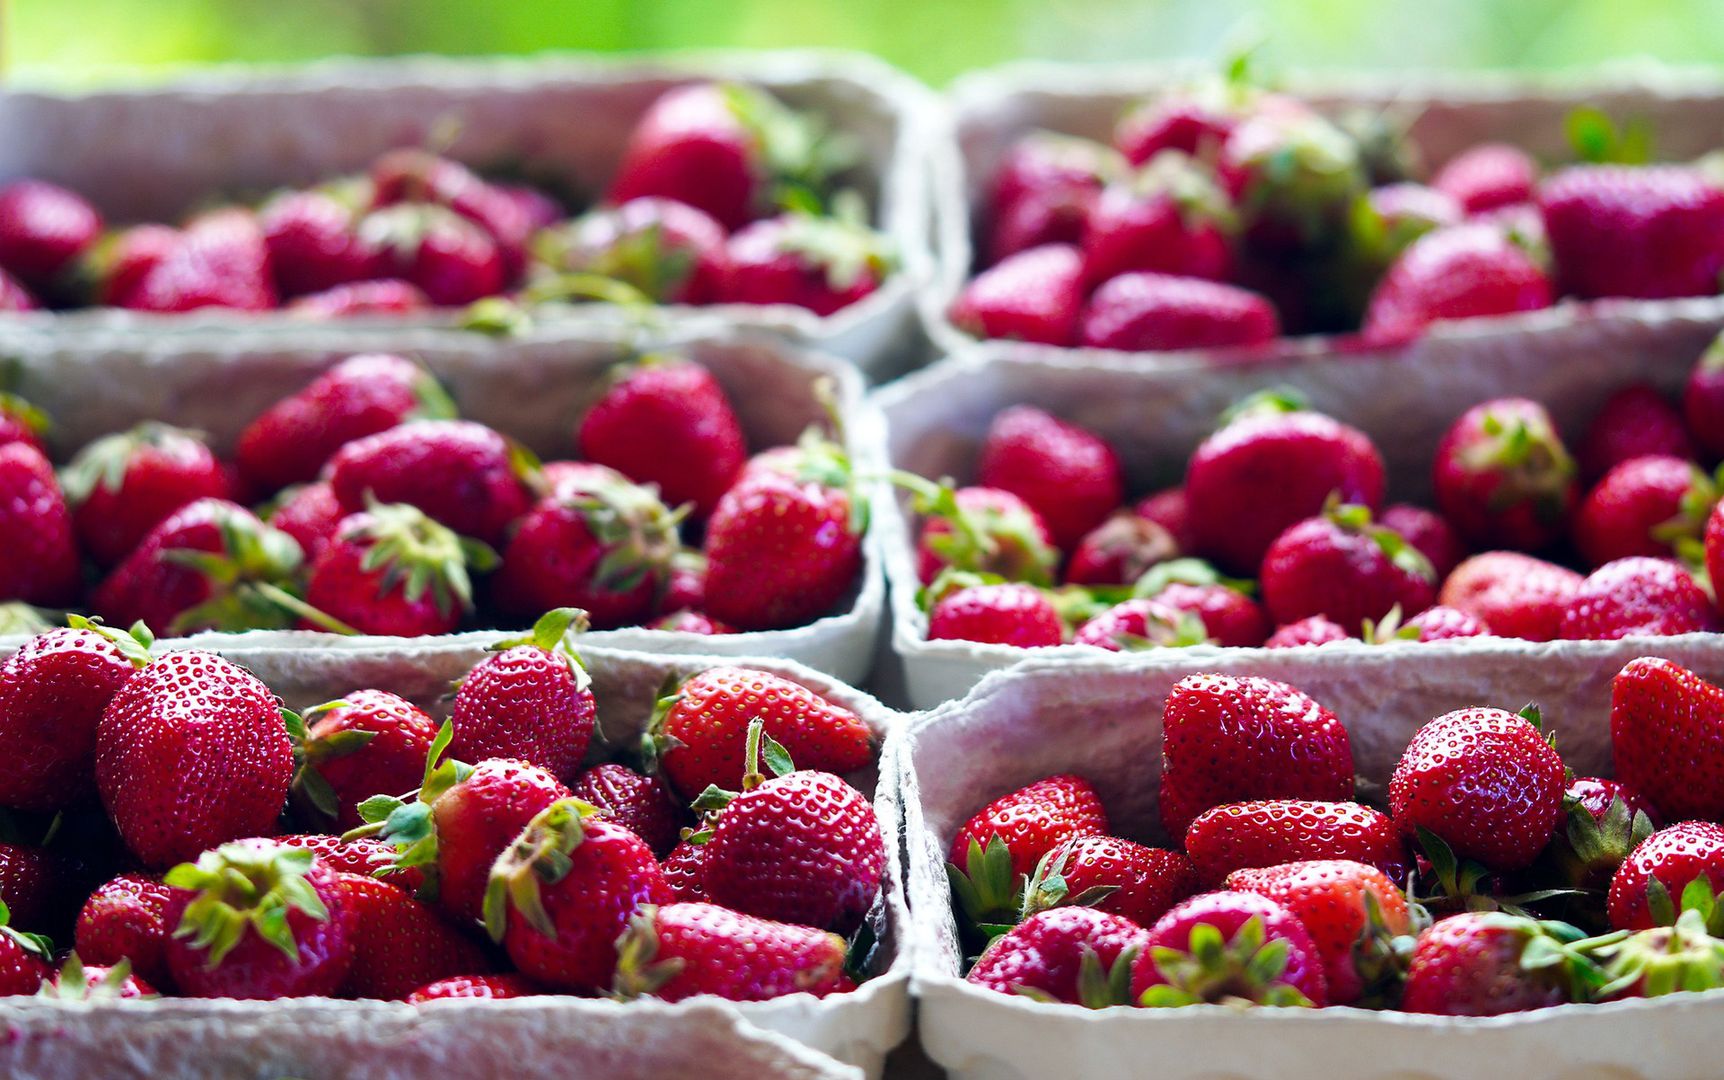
[0,51,939,379]
[893,652,1724,1080]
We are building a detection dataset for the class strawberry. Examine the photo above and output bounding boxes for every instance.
[62,422,233,568]
[0,179,102,293]
[127,208,277,312]
[335,872,493,1000]
[74,872,174,990]
[267,481,344,561]
[1710,500,1724,611]
[538,197,728,305]
[0,900,52,995]
[1400,912,1600,1015]
[1588,909,1724,999]
[90,224,178,308]
[1575,455,1715,566]
[1607,822,1724,932]
[1072,597,1208,652]
[163,839,353,999]
[1610,657,1724,822]
[1185,799,1407,886]
[1557,556,1719,639]
[569,763,683,858]
[644,665,871,800]
[1159,673,1354,837]
[0,620,142,812]
[1401,605,1493,641]
[1433,144,1538,215]
[575,355,745,519]
[407,972,539,1001]
[271,834,424,893]
[1132,560,1269,646]
[1260,500,1437,630]
[90,497,303,635]
[259,189,380,299]
[1133,890,1328,1007]
[1081,151,1236,285]
[1440,551,1583,641]
[303,504,495,637]
[0,269,36,311]
[0,394,47,456]
[722,213,891,315]
[1185,395,1385,574]
[1432,397,1578,552]
[1569,776,1661,828]
[650,610,733,635]
[40,953,157,1000]
[911,483,1058,587]
[929,582,1064,648]
[1218,102,1364,255]
[1685,333,1724,461]
[450,608,595,784]
[989,133,1121,262]
[661,839,711,903]
[1227,859,1412,1005]
[1379,503,1467,580]
[612,902,848,1002]
[1539,165,1724,299]
[1264,615,1351,647]
[1020,837,1199,928]
[966,905,1149,1007]
[357,203,504,305]
[328,419,533,547]
[1135,487,1196,550]
[1365,182,1463,242]
[237,353,456,495]
[368,149,531,279]
[0,843,69,936]
[287,279,430,318]
[1065,513,1178,588]
[1078,271,1279,352]
[950,775,1108,883]
[1114,83,1243,166]
[977,406,1123,551]
[482,799,669,990]
[1361,223,1553,345]
[0,446,77,606]
[948,243,1084,346]
[1581,384,1696,481]
[1548,776,1660,899]
[292,689,440,831]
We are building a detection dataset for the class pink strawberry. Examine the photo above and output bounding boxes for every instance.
[650,610,733,635]
[1581,385,1696,481]
[62,422,234,568]
[966,906,1149,1007]
[327,419,533,546]
[1685,333,1724,461]
[1265,615,1351,648]
[1072,597,1208,652]
[977,405,1124,551]
[1020,836,1199,928]
[949,243,1084,346]
[0,443,80,605]
[912,483,1059,587]
[292,689,440,831]
[1433,144,1537,215]
[1361,223,1553,345]
[1081,151,1236,285]
[722,213,891,315]
[268,482,344,562]
[1260,500,1437,630]
[1132,890,1328,1007]
[545,197,729,305]
[928,582,1064,648]
[1539,165,1724,299]
[612,901,847,1002]
[357,203,504,305]
[287,279,430,318]
[569,763,683,858]
[1379,503,1467,580]
[1574,455,1714,566]
[1401,912,1597,1015]
[0,180,103,292]
[0,621,141,812]
[450,608,595,784]
[1610,657,1724,823]
[1064,513,1179,587]
[1226,859,1411,1005]
[1432,397,1578,552]
[74,873,174,990]
[1184,799,1407,885]
[127,208,277,312]
[1440,551,1583,641]
[1078,271,1279,352]
[1402,605,1493,641]
[303,504,495,637]
[259,189,380,298]
[1608,822,1724,931]
[1557,556,1719,639]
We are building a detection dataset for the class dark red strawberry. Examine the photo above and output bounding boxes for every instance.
[1539,165,1724,299]
[722,213,890,315]
[661,838,711,903]
[1065,512,1178,587]
[990,133,1121,262]
[569,763,683,858]
[966,906,1148,1007]
[1433,144,1537,215]
[407,972,538,1001]
[0,843,70,935]
[1379,503,1467,580]
[357,203,504,306]
[949,774,1108,881]
[91,224,178,308]
[259,189,380,298]
[1260,500,1437,630]
[328,419,533,546]
[1265,615,1352,648]
[0,900,52,995]
[612,901,847,1002]
[1581,385,1696,481]
[0,179,102,292]
[292,689,440,831]
[1184,799,1407,885]
[949,243,1085,346]
[287,279,430,318]
[41,953,157,1000]
[304,504,495,637]
[977,406,1123,551]
[74,872,174,990]
[1072,597,1209,652]
[929,582,1065,648]
[1432,397,1578,552]
[1574,455,1714,566]
[268,481,344,562]
[912,483,1059,587]
[450,608,595,784]
[541,197,728,305]
[1608,822,1724,931]
[1227,859,1411,1005]
[1114,83,1242,166]
[62,422,233,568]
[1440,551,1583,641]
[1685,334,1724,461]
[1711,500,1724,613]
[1557,556,1719,639]
[1020,836,1199,928]
[1610,657,1724,823]
[127,208,277,313]
[335,872,493,1000]
[1079,271,1279,352]
[1082,151,1236,285]
[1362,223,1553,345]
[1133,890,1328,1007]
[1401,912,1598,1015]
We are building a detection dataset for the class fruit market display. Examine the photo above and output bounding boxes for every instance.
[950,657,1724,1014]
[905,328,1724,650]
[0,349,866,638]
[0,82,893,319]
[949,68,1724,353]
[0,611,887,1005]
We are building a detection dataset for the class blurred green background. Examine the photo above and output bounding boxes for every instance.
[9,0,1724,86]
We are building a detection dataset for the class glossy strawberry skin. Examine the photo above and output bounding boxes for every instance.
[66,425,233,568]
[96,224,178,307]
[74,872,175,990]
[967,906,1150,1005]
[1607,822,1724,931]
[1131,890,1329,1006]
[0,937,51,996]
[407,972,539,1001]
[1259,512,1437,630]
[1184,800,1407,886]
[608,83,765,232]
[433,759,571,924]
[0,625,136,811]
[1159,673,1355,838]
[0,843,69,935]
[1362,223,1553,345]
[1400,913,1571,1015]
[569,764,684,858]
[304,690,441,831]
[949,774,1108,879]
[576,358,746,519]
[1567,776,1661,827]
[1610,657,1724,823]
[1079,271,1278,352]
[1264,615,1352,648]
[1406,605,1492,641]
[259,189,379,299]
[268,482,344,563]
[1580,385,1695,482]
[1539,165,1724,299]
[1148,582,1270,648]
[1226,859,1411,1005]
[1065,513,1179,588]
[1050,836,1200,927]
[1115,90,1238,167]
[661,838,711,903]
[358,203,504,306]
[271,834,425,894]
[949,243,1085,346]
[335,872,493,1000]
[369,150,532,280]
[977,406,1124,551]
[1379,504,1467,580]
[328,419,531,546]
[451,646,595,785]
[126,208,278,313]
[701,472,861,631]
[95,651,292,869]
[1433,144,1537,215]
[624,902,848,1002]
[1574,455,1703,567]
[1556,557,1719,640]
[1432,398,1578,552]
[929,583,1064,648]
[1440,551,1583,641]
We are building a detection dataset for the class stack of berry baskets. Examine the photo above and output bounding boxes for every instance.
[0,626,909,1076]
[0,51,937,377]
[0,325,888,686]
[894,645,1724,1080]
[925,60,1724,369]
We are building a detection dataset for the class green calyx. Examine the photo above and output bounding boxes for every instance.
[773,210,897,294]
[1566,106,1655,165]
[481,797,602,943]
[160,507,306,635]
[1133,149,1240,237]
[1137,916,1314,1008]
[0,392,49,441]
[610,905,686,1001]
[681,717,795,844]
[1324,495,1437,585]
[1361,605,1423,645]
[39,954,155,1002]
[1218,389,1308,429]
[1015,943,1142,1010]
[1650,464,1723,553]
[1643,870,1724,936]
[898,472,1058,588]
[1107,608,1215,652]
[1482,912,1613,1002]
[493,607,593,690]
[60,422,204,505]
[67,615,154,669]
[349,500,497,618]
[288,698,380,823]
[407,368,460,424]
[1352,889,1419,1009]
[1019,842,1120,921]
[639,671,689,778]
[1238,113,1366,246]
[533,216,696,306]
[562,475,687,595]
[1588,908,1724,999]
[1554,793,1657,890]
[720,82,859,217]
[344,720,467,896]
[1133,558,1256,600]
[1413,827,1583,918]
[0,603,54,637]
[1467,410,1577,522]
[946,835,1024,938]
[163,842,330,969]
[0,898,52,964]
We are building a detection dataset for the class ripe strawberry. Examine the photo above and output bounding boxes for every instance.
[1065,513,1178,588]
[450,608,595,784]
[1580,385,1696,481]
[575,355,745,519]
[911,483,1058,587]
[1575,455,1714,566]
[1440,551,1582,641]
[1539,165,1724,299]
[1020,836,1199,928]
[644,665,871,799]
[1557,556,1719,639]
[1549,776,1660,896]
[1569,776,1661,828]
[1185,800,1407,886]
[62,422,233,568]
[1611,657,1724,823]
[1115,83,1243,166]
[661,838,711,903]
[1379,503,1467,580]
[1432,397,1578,552]
[74,872,174,990]
[1710,500,1724,612]
[966,905,1149,1007]
[91,224,179,307]
[1227,859,1411,1005]
[40,953,157,1000]
[163,839,353,999]
[722,213,890,315]
[0,620,142,812]
[1361,223,1553,345]
[950,775,1109,882]
[268,481,344,561]
[357,203,504,305]
[650,610,733,634]
[1265,615,1352,647]
[292,689,440,831]
[1401,604,1493,641]
[369,150,531,279]
[0,394,47,457]
[0,900,52,995]
[328,419,533,546]
[407,972,539,1001]
[1078,271,1279,352]
[1218,102,1364,255]
[0,179,102,292]
[990,133,1121,262]
[1260,501,1437,630]
[483,799,668,990]
[271,834,425,893]
[287,279,430,318]
[259,189,380,298]
[569,763,683,858]
[612,902,847,1002]
[1433,144,1537,215]
[1185,395,1385,574]
[1159,674,1354,837]
[1133,890,1328,1007]
[127,208,278,312]
[0,842,69,935]
[540,197,727,305]
[977,406,1123,551]
[1401,912,1599,1015]
[1082,151,1236,285]
[0,446,75,607]
[238,353,455,495]
[948,243,1084,346]
[1685,334,1724,461]
[1072,597,1208,652]
[335,872,493,1000]
[1609,822,1724,932]
[304,504,494,637]
[1365,183,1463,242]
[0,268,36,311]
[929,582,1064,647]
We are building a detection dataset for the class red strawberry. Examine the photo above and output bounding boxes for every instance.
[62,422,233,568]
[1549,776,1660,894]
[1226,859,1411,1005]
[304,504,494,637]
[407,972,538,1001]
[1115,84,1242,166]
[1610,657,1724,823]
[287,279,430,318]
[163,839,353,999]
[1135,487,1195,551]
[0,620,142,811]
[1260,501,1437,630]
[1557,556,1719,639]
[912,483,1059,587]
[543,197,728,305]
[1539,165,1724,299]
[575,355,745,519]
[292,689,440,831]
[929,582,1065,648]
[1265,615,1352,648]
[238,353,455,495]
[91,224,178,308]
[74,872,174,990]
[1184,800,1407,885]
[1361,223,1553,345]
[335,872,493,1000]
[1568,776,1662,828]
[268,481,344,562]
[661,838,711,903]
[328,419,533,546]
[569,763,683,858]
[1401,604,1493,641]
[1185,395,1385,574]
[722,213,890,315]
[1133,890,1328,1007]
[1710,500,1724,612]
[612,901,847,1002]
[949,243,1085,346]
[0,180,102,292]
[357,203,504,305]
[259,189,380,298]
[1685,334,1724,461]
[977,406,1123,551]
[1081,151,1236,285]
[1218,102,1364,254]
[1066,512,1178,588]
[0,394,46,457]
[644,665,871,800]
[1401,912,1598,1015]
[1433,144,1537,215]
[127,208,277,313]
[1078,271,1279,352]
[0,268,36,311]
[271,834,424,893]
[450,609,595,784]
[650,610,733,635]
[949,774,1108,881]
[483,799,669,990]
[1149,580,1268,647]
[1581,385,1696,481]
[0,901,52,995]
[1432,398,1578,552]
[1159,673,1354,837]
[1575,455,1714,566]
[369,150,531,279]
[1440,551,1583,641]
[1607,822,1724,931]
[966,905,1149,1007]
[41,953,157,1000]
[989,133,1121,262]
[1072,597,1208,652]
[0,843,69,935]
[1020,836,1199,928]
[1379,503,1467,580]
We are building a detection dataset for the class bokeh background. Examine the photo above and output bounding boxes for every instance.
[10,0,1724,86]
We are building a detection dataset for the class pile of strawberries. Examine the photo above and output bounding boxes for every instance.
[0,350,865,638]
[0,611,886,1004]
[910,329,1724,650]
[0,82,891,319]
[953,656,1724,1013]
[951,70,1724,352]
